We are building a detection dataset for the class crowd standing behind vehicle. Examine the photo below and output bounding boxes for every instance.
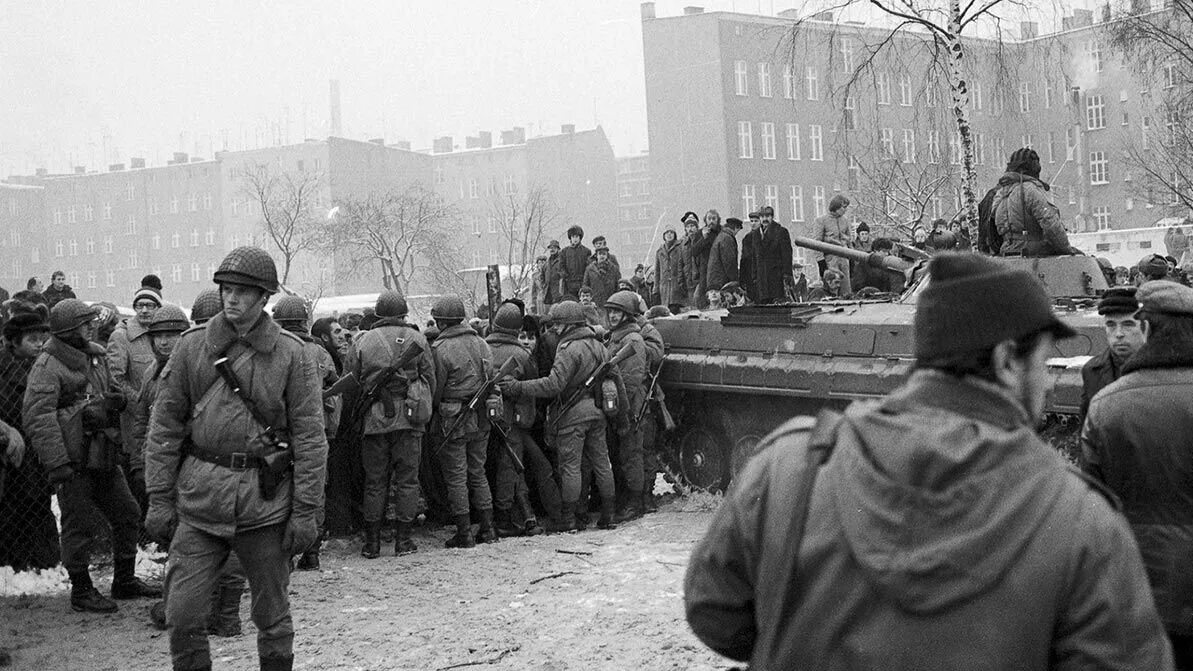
[1,145,1192,669]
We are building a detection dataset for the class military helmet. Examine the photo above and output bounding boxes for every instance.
[548,301,585,325]
[49,299,100,335]
[213,246,279,294]
[272,295,309,322]
[190,288,222,324]
[604,290,642,316]
[375,291,408,318]
[148,304,191,334]
[430,295,466,321]
[492,303,523,334]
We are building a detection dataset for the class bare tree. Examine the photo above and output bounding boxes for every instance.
[488,185,559,302]
[241,162,327,286]
[331,185,463,296]
[783,0,1028,235]
[1104,1,1193,212]
[850,155,959,236]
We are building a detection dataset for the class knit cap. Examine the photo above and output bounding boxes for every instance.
[133,286,162,307]
[914,253,1075,360]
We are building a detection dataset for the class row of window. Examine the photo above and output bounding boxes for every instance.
[51,192,215,225]
[737,122,825,160]
[739,184,830,223]
[619,180,650,197]
[50,228,220,260]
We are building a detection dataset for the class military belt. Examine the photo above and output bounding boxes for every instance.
[188,447,265,471]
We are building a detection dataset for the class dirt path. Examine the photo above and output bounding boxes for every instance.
[1,504,734,671]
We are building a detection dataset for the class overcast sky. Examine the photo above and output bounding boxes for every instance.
[1,0,1091,176]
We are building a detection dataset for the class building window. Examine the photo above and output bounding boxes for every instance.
[1093,206,1111,231]
[805,67,818,101]
[786,123,801,160]
[488,217,497,234]
[1125,197,1134,211]
[738,121,754,159]
[1087,41,1104,73]
[68,239,78,257]
[128,249,138,269]
[1044,81,1053,109]
[103,202,112,220]
[843,95,856,131]
[87,272,97,289]
[790,186,805,222]
[812,186,826,217]
[902,129,916,163]
[764,185,779,212]
[433,167,445,185]
[899,74,913,106]
[188,193,198,211]
[1019,82,1031,113]
[7,199,14,216]
[469,179,478,199]
[190,229,199,247]
[83,204,93,221]
[1165,110,1180,145]
[1141,115,1152,149]
[734,60,748,96]
[172,264,182,283]
[927,130,941,164]
[205,228,215,245]
[106,269,116,287]
[991,89,1005,116]
[171,232,180,248]
[1021,134,1033,149]
[930,195,943,219]
[847,156,860,190]
[170,196,179,213]
[757,63,772,98]
[1086,94,1105,129]
[974,132,986,165]
[152,233,160,250]
[67,206,77,224]
[619,183,632,197]
[1046,132,1056,163]
[949,134,961,165]
[126,214,136,235]
[809,125,823,161]
[126,183,135,201]
[1164,63,1177,89]
[782,67,794,99]
[880,128,895,157]
[472,216,481,235]
[840,39,854,72]
[504,174,516,194]
[742,184,757,214]
[1089,151,1109,184]
[926,81,939,107]
[202,192,212,210]
[1065,127,1077,159]
[191,263,201,281]
[85,237,95,255]
[148,200,158,216]
[973,81,983,110]
[992,137,1006,165]
[761,122,776,160]
[876,72,891,105]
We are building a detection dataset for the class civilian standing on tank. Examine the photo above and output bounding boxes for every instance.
[629,264,650,308]
[543,240,563,306]
[1082,280,1193,670]
[583,247,621,310]
[811,195,854,296]
[706,217,741,297]
[686,253,1173,669]
[739,212,762,303]
[688,210,721,309]
[42,270,76,309]
[655,229,686,314]
[0,307,59,573]
[558,226,591,300]
[678,212,701,309]
[755,206,794,304]
[1079,287,1145,418]
[592,235,620,277]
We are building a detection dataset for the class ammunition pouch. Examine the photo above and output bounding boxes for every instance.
[258,431,293,501]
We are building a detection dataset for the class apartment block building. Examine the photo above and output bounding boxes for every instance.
[641,2,1188,264]
[616,153,655,269]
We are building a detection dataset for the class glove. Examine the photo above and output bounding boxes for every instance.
[1,424,24,468]
[145,500,178,544]
[47,464,75,485]
[103,391,127,413]
[283,517,319,556]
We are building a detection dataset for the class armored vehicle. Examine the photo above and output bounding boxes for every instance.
[653,239,1112,491]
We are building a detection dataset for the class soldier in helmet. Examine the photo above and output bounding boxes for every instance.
[144,247,327,671]
[190,288,222,326]
[485,303,553,536]
[604,290,648,522]
[348,291,434,558]
[501,300,618,531]
[272,295,339,570]
[430,296,498,548]
[22,299,160,613]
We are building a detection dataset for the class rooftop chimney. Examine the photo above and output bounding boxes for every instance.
[433,136,454,153]
[108,163,125,172]
[35,168,47,177]
[778,9,802,19]
[1020,21,1038,39]
[1130,0,1150,14]
[810,10,835,22]
[1100,2,1111,21]
[172,152,189,165]
[1071,8,1093,28]
[74,166,85,174]
[130,157,146,169]
[190,157,204,163]
[561,124,576,134]
[683,6,704,14]
[329,80,342,137]
[500,127,526,146]
[395,140,412,151]
[640,2,655,20]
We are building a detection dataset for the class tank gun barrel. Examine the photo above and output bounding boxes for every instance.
[791,236,913,274]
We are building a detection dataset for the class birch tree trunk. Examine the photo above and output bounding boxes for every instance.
[946,0,980,236]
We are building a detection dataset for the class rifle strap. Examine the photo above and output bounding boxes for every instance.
[214,348,277,432]
[193,347,254,422]
[787,409,842,576]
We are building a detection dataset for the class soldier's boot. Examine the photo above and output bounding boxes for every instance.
[475,509,500,544]
[642,488,658,514]
[516,493,544,536]
[597,499,618,530]
[542,501,576,534]
[259,654,294,671]
[148,599,168,630]
[207,585,243,638]
[111,556,163,599]
[615,490,643,523]
[574,504,589,532]
[493,507,523,537]
[394,521,417,556]
[361,521,382,559]
[445,514,476,549]
[69,570,117,613]
[295,535,321,570]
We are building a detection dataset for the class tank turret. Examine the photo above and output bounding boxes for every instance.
[651,247,1111,492]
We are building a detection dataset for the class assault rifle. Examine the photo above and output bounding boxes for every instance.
[549,342,635,431]
[634,357,676,432]
[335,341,426,434]
[441,356,520,442]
